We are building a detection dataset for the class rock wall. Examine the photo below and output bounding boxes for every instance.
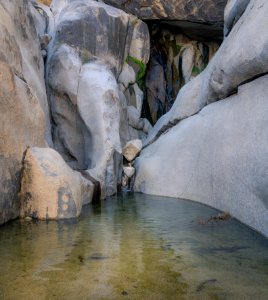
[135,0,268,237]
[47,0,150,198]
[0,0,52,225]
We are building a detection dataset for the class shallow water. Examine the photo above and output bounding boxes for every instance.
[0,193,268,300]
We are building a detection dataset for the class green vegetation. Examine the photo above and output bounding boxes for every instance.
[126,55,147,89]
[192,66,201,75]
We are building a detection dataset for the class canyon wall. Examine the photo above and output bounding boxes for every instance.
[135,0,268,237]
[1,0,267,237]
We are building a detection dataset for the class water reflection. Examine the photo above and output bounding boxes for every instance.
[0,192,267,299]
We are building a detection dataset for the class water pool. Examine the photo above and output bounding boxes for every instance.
[0,193,267,299]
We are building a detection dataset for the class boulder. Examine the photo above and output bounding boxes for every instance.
[50,0,129,77]
[20,147,94,220]
[47,0,151,198]
[224,0,250,36]
[123,139,142,162]
[103,0,227,23]
[199,0,268,104]
[123,166,135,178]
[144,26,219,125]
[135,75,268,237]
[0,0,52,225]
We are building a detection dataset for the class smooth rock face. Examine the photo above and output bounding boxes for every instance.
[123,166,135,178]
[200,0,268,104]
[123,139,142,162]
[135,75,268,237]
[47,0,150,198]
[103,0,227,23]
[0,0,51,225]
[77,62,122,198]
[20,147,94,220]
[224,0,250,35]
[144,73,204,147]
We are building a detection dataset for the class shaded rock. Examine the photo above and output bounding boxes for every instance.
[0,0,52,225]
[20,147,94,220]
[103,0,227,24]
[224,0,250,36]
[123,139,142,162]
[135,75,268,237]
[146,58,166,124]
[144,25,219,125]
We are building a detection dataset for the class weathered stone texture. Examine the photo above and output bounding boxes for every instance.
[0,0,51,224]
[104,0,227,23]
[20,147,94,220]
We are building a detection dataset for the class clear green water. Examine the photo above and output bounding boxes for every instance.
[0,193,268,300]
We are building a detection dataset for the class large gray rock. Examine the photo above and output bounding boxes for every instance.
[135,75,268,237]
[47,0,150,197]
[103,0,227,23]
[20,147,94,220]
[200,0,268,104]
[50,0,129,77]
[224,0,250,36]
[123,139,142,162]
[0,0,52,225]
[77,62,122,198]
